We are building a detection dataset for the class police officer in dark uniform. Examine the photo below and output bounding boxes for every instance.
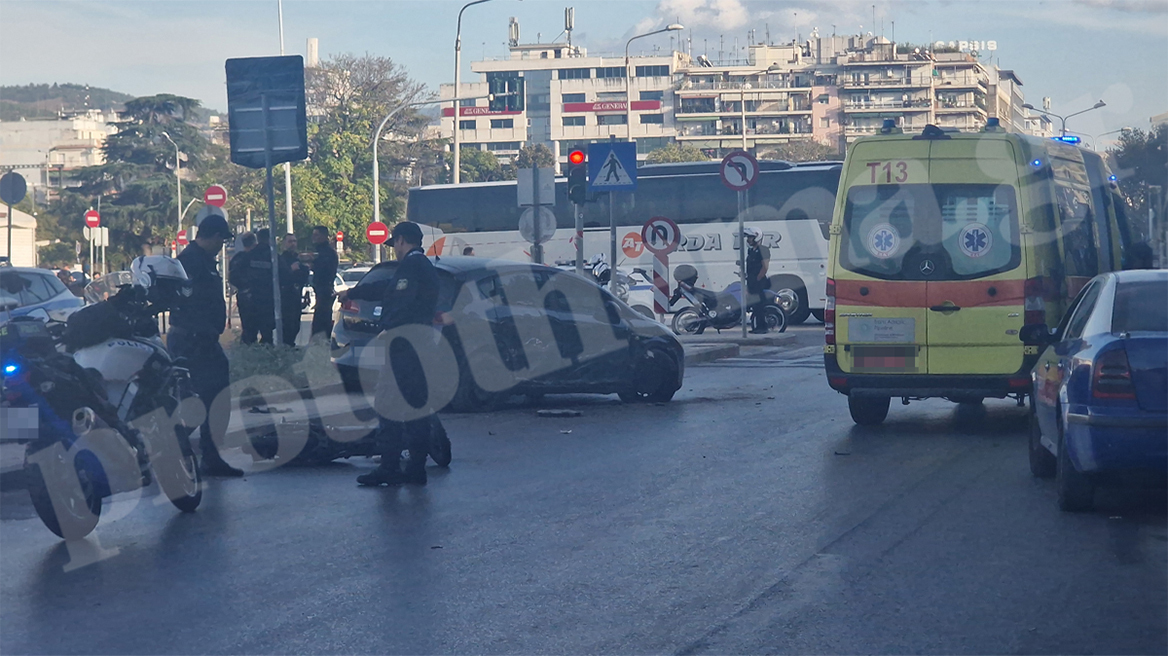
[279,233,310,346]
[340,222,439,486]
[170,215,245,477]
[309,225,339,338]
[228,232,258,342]
[241,229,277,344]
[744,227,772,334]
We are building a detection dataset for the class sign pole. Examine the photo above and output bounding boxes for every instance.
[262,93,285,346]
[738,189,747,338]
[653,252,669,322]
[608,193,617,292]
[90,226,95,277]
[101,229,107,276]
[5,202,10,263]
[574,202,584,276]
[532,164,542,264]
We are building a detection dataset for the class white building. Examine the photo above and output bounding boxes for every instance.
[0,110,118,193]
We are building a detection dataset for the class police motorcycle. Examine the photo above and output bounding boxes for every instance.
[668,264,788,335]
[1,257,202,540]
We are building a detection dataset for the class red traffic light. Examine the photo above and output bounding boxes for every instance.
[569,150,585,165]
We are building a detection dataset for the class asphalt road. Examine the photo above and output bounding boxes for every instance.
[1,326,1165,655]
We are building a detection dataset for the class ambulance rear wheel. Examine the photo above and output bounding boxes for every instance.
[848,395,889,426]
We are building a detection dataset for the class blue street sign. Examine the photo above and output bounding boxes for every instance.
[587,142,637,192]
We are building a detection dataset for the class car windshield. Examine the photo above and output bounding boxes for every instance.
[0,270,68,309]
[840,183,1020,281]
[1112,279,1168,332]
[341,269,368,283]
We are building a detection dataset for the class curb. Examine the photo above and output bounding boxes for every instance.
[684,343,739,365]
[678,332,799,348]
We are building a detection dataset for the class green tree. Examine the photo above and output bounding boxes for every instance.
[446,148,504,183]
[757,140,843,162]
[645,142,709,164]
[38,242,76,268]
[1109,124,1167,244]
[513,143,556,169]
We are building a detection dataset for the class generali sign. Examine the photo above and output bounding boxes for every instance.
[442,107,523,117]
[563,100,662,113]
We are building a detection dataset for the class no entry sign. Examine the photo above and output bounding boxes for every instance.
[176,229,189,246]
[84,210,101,228]
[203,184,227,208]
[366,222,389,245]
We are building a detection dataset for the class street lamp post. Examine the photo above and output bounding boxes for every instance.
[738,65,783,151]
[160,131,181,244]
[1022,100,1106,137]
[625,24,684,142]
[373,93,503,263]
[452,0,495,185]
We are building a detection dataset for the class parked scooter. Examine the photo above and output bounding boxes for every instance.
[669,264,787,335]
[1,259,202,540]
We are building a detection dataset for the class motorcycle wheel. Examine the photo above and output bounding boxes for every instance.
[26,449,104,540]
[671,308,703,335]
[158,428,202,513]
[429,415,452,467]
[763,306,787,333]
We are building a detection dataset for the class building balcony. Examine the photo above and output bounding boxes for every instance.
[676,79,809,92]
[842,77,932,89]
[843,100,932,112]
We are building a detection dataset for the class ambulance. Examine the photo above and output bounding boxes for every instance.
[824,120,1134,425]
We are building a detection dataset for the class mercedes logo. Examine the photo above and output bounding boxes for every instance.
[919,260,936,275]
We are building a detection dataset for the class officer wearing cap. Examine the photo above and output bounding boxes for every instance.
[340,221,440,486]
[170,215,245,477]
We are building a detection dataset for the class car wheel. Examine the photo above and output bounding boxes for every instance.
[619,348,679,403]
[449,354,505,412]
[848,395,889,426]
[1028,405,1056,479]
[1056,417,1094,512]
[772,279,811,325]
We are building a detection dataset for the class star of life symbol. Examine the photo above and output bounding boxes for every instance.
[959,223,992,258]
[867,223,900,260]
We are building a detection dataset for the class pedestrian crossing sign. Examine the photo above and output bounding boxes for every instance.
[587,142,637,191]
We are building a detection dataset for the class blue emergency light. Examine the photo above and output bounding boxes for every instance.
[3,363,18,376]
[1051,135,1081,145]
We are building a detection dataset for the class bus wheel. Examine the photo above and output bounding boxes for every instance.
[772,278,810,325]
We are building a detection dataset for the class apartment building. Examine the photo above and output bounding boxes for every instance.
[439,26,1045,167]
[0,110,118,192]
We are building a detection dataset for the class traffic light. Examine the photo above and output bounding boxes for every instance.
[567,150,587,204]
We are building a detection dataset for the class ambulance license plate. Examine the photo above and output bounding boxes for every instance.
[848,317,915,343]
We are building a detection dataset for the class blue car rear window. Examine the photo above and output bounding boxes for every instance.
[1112,280,1168,332]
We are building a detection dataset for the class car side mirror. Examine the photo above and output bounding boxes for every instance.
[1019,323,1056,345]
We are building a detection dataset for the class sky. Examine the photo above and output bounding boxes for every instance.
[1,0,1166,146]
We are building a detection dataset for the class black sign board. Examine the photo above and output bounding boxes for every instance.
[225,55,308,169]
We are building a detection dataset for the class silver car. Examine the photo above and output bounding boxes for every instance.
[0,267,84,325]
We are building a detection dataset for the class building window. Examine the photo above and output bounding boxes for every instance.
[558,68,591,80]
[459,120,477,130]
[634,65,670,77]
[639,91,664,101]
[559,140,589,154]
[596,67,626,79]
[597,114,627,126]
[487,141,521,151]
[562,116,586,127]
[817,94,830,104]
[459,143,481,150]
[459,98,477,107]
[562,93,586,103]
[490,118,514,129]
[820,117,831,128]
[596,92,624,102]
[639,114,664,124]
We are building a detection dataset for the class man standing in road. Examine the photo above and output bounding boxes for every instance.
[228,232,258,343]
[279,233,309,346]
[340,221,439,487]
[240,229,276,345]
[310,225,338,339]
[170,215,245,477]
[744,227,772,334]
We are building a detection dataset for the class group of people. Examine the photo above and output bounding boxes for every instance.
[227,225,338,346]
[169,215,440,486]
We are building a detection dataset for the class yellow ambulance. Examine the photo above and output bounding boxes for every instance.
[824,120,1134,425]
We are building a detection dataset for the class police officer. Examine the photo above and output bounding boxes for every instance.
[309,225,339,338]
[228,232,258,343]
[279,233,309,346]
[170,215,245,477]
[340,221,439,486]
[744,227,772,334]
[241,229,277,344]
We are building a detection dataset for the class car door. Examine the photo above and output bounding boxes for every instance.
[540,272,632,385]
[1034,279,1103,442]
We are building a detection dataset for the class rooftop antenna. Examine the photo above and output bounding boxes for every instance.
[508,17,520,47]
[766,23,770,44]
[565,7,574,48]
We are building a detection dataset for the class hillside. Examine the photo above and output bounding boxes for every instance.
[0,83,134,120]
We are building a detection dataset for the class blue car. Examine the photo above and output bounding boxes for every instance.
[1024,270,1168,511]
[0,267,84,325]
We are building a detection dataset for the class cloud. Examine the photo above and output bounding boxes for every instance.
[1074,0,1168,13]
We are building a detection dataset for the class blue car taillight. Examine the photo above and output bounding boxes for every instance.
[1093,348,1137,400]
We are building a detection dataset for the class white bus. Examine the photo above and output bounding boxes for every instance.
[406,160,841,324]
